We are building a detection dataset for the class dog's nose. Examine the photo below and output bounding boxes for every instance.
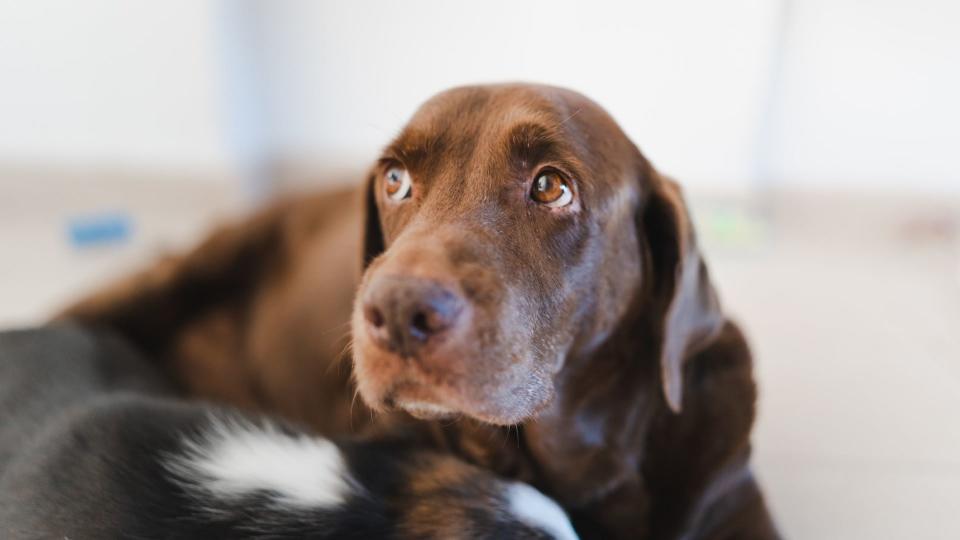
[361,276,465,356]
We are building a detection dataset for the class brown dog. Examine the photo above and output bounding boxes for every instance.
[63,84,778,539]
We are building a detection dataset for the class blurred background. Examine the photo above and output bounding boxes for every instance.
[1,1,957,537]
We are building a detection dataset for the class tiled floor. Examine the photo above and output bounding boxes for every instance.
[2,179,958,538]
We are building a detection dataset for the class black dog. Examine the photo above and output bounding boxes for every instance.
[0,324,577,539]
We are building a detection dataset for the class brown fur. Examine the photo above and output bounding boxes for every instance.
[60,84,778,539]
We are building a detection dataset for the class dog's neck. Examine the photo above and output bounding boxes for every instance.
[424,309,663,508]
[526,309,663,496]
[403,313,756,539]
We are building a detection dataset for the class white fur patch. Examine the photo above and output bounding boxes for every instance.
[167,417,359,508]
[507,482,580,540]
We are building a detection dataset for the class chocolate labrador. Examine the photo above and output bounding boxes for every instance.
[63,84,779,539]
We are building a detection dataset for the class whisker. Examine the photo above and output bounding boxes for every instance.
[326,333,356,375]
[316,320,353,338]
[349,386,362,432]
[500,425,511,451]
[558,107,583,126]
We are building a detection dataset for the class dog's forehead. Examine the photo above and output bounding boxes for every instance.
[384,84,643,212]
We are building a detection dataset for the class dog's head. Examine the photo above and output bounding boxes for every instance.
[352,84,722,425]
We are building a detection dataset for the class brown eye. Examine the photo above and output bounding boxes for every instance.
[384,166,412,201]
[530,170,574,208]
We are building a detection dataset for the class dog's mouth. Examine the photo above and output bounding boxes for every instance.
[351,298,551,426]
[384,381,460,420]
[396,400,458,420]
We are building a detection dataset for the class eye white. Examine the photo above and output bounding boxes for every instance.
[545,184,573,208]
[386,168,412,201]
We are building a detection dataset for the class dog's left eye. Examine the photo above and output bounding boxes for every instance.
[530,170,574,208]
[384,166,412,201]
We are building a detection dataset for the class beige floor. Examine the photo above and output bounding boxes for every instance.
[704,195,960,539]
[1,178,958,539]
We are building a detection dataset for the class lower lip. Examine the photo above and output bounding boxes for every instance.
[397,400,457,417]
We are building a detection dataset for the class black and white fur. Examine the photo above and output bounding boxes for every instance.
[0,324,577,539]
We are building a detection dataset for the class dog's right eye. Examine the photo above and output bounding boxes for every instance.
[384,166,412,201]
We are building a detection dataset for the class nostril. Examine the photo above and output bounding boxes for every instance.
[408,292,461,342]
[364,304,385,329]
[410,310,431,341]
[362,277,465,353]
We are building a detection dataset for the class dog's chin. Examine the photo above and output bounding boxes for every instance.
[375,380,548,427]
[395,400,459,420]
[380,381,465,421]
[352,337,552,427]
[392,396,536,426]
[359,375,541,426]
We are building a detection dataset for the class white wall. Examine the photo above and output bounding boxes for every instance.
[1,1,957,192]
[0,0,229,174]
[766,0,960,191]
[251,0,781,189]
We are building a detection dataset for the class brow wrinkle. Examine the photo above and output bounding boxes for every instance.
[505,122,560,165]
[384,129,446,169]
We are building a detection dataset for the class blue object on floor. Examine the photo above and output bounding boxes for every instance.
[67,213,133,248]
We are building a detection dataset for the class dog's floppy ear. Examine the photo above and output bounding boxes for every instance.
[642,170,724,413]
[362,169,386,268]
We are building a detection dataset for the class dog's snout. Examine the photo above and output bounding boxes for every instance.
[362,276,465,356]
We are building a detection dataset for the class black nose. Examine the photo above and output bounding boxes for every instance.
[362,276,465,356]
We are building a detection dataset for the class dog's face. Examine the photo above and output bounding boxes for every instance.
[351,84,719,425]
